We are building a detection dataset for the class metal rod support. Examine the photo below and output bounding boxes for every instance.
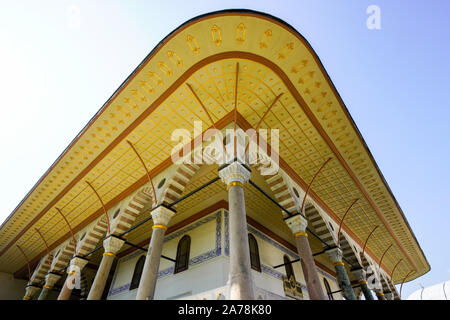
[272,249,328,269]
[301,157,332,214]
[248,179,293,217]
[86,181,111,234]
[168,177,220,208]
[126,140,157,204]
[337,198,359,247]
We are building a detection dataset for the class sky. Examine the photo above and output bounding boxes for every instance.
[0,0,449,299]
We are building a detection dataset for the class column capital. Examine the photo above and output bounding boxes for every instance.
[285,214,308,236]
[325,247,344,265]
[24,285,41,299]
[151,205,176,227]
[218,161,251,188]
[103,235,125,255]
[351,267,366,282]
[44,273,62,288]
[68,256,89,271]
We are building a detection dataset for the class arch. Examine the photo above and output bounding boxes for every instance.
[248,233,261,272]
[338,233,362,269]
[305,203,336,247]
[252,164,298,216]
[130,255,145,290]
[110,186,154,236]
[283,254,295,280]
[159,163,201,207]
[48,238,76,274]
[323,278,334,300]
[75,216,109,257]
[379,273,391,293]
[174,235,191,274]
[28,253,53,286]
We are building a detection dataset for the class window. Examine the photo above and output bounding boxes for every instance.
[248,234,261,272]
[174,235,191,274]
[284,255,295,280]
[324,278,334,300]
[130,256,145,290]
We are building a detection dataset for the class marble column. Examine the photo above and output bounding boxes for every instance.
[135,205,175,300]
[219,161,255,300]
[376,290,387,300]
[23,284,41,300]
[351,268,375,300]
[57,256,89,300]
[87,235,124,300]
[37,273,61,300]
[285,214,326,300]
[326,247,357,300]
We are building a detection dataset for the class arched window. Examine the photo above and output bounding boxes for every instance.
[248,234,261,272]
[130,256,145,290]
[324,278,334,300]
[284,255,295,280]
[174,235,191,274]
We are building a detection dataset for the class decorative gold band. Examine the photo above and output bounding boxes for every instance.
[227,181,244,190]
[333,262,345,267]
[152,224,168,231]
[376,292,385,296]
[43,285,52,289]
[359,280,368,285]
[294,231,308,238]
[23,296,31,300]
[103,252,116,257]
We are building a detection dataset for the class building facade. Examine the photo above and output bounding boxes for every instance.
[0,10,429,301]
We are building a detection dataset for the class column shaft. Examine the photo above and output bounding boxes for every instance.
[37,287,51,300]
[87,253,115,300]
[87,236,124,300]
[135,227,166,300]
[294,234,326,300]
[360,281,375,300]
[135,205,174,300]
[228,183,255,300]
[57,256,89,300]
[57,282,73,300]
[285,214,326,300]
[334,263,357,300]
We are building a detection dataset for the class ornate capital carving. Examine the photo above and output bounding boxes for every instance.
[44,273,61,287]
[326,247,343,264]
[103,236,125,255]
[24,285,40,298]
[285,214,308,234]
[218,162,251,187]
[351,268,366,281]
[151,205,175,227]
[68,256,89,271]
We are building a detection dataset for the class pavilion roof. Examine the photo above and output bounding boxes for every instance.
[0,10,429,283]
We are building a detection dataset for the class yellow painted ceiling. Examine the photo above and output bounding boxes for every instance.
[0,11,428,283]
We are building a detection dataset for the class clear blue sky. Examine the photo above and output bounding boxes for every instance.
[1,0,449,299]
